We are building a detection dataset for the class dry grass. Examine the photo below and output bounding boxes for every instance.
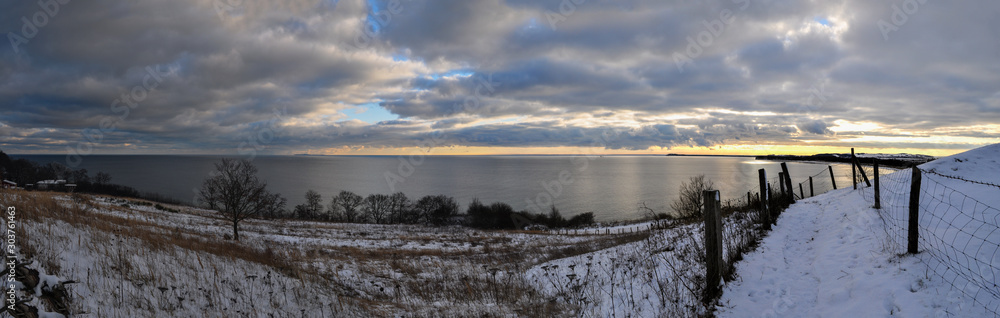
[3,189,657,316]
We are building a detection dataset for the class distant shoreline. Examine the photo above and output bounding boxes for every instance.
[295,153,756,157]
[755,153,935,168]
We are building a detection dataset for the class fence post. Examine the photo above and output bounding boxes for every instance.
[873,159,881,209]
[778,172,786,199]
[854,158,871,187]
[758,169,769,228]
[809,176,814,197]
[703,190,723,302]
[852,148,857,189]
[780,162,795,204]
[908,166,921,254]
[829,165,837,190]
[767,184,774,224]
[799,183,804,199]
[747,191,752,207]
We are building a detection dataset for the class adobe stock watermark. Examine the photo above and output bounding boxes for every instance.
[521,129,623,217]
[383,131,446,192]
[383,73,500,192]
[797,79,830,114]
[7,0,72,54]
[191,106,287,205]
[213,0,313,22]
[877,0,931,41]
[65,63,178,168]
[673,0,751,73]
[544,0,589,31]
[4,205,16,311]
[353,0,412,49]
[237,106,288,161]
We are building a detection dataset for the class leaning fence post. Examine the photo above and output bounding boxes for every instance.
[852,148,857,189]
[874,159,881,209]
[799,183,804,199]
[829,165,837,190]
[855,158,871,187]
[768,184,775,223]
[758,169,769,228]
[780,162,795,204]
[809,177,814,197]
[703,190,723,302]
[908,166,921,254]
[778,172,786,199]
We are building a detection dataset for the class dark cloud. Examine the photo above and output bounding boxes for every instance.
[2,0,999,154]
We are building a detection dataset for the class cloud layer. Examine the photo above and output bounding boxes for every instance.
[2,0,999,156]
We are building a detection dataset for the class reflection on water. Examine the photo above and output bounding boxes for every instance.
[14,155,854,222]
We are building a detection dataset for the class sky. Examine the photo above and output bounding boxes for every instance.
[2,0,999,157]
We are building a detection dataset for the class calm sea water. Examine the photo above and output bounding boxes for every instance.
[13,154,854,222]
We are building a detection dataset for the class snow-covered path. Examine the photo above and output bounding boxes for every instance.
[718,188,991,317]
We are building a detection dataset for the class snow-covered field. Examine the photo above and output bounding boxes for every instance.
[719,144,1000,316]
[1,189,655,317]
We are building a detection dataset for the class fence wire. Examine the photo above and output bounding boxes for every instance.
[859,166,1000,315]
[790,165,841,199]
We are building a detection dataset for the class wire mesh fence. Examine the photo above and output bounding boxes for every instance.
[793,165,840,199]
[857,164,1000,315]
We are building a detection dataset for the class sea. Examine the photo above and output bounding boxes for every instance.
[12,154,855,222]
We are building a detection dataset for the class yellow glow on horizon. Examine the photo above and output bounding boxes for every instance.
[300,143,980,157]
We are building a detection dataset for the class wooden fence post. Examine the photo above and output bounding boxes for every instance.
[799,183,804,199]
[854,158,871,187]
[758,169,769,228]
[780,162,795,204]
[778,172,786,199]
[829,165,837,190]
[852,148,857,189]
[851,148,858,190]
[809,176,814,197]
[873,159,881,209]
[767,184,774,224]
[908,166,921,254]
[703,190,723,303]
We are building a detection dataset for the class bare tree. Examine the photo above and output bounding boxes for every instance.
[670,175,714,219]
[198,159,286,240]
[293,189,324,219]
[94,172,112,184]
[386,192,411,223]
[363,193,391,224]
[416,195,458,226]
[329,190,363,222]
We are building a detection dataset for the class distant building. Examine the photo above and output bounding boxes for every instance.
[1,180,15,189]
[34,180,75,192]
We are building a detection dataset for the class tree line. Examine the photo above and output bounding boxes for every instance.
[286,189,595,230]
[0,149,184,205]
[198,158,596,240]
[1,152,597,240]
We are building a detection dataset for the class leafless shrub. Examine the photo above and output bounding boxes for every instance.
[670,175,715,219]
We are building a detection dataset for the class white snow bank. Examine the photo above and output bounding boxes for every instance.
[720,144,1000,316]
[919,143,1000,184]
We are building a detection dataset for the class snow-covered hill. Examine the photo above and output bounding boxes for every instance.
[719,144,1000,316]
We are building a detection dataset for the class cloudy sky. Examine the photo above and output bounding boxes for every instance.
[2,0,999,157]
